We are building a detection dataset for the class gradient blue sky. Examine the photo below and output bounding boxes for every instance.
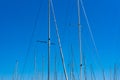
[0,0,120,79]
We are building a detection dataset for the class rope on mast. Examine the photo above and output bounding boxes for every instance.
[50,0,68,80]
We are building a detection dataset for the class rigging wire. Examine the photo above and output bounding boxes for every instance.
[79,0,108,79]
[80,0,103,69]
[64,0,76,27]
[50,0,68,80]
[19,1,45,79]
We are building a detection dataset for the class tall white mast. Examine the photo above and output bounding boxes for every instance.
[77,0,82,80]
[48,0,50,79]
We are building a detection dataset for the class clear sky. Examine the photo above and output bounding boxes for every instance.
[0,0,120,79]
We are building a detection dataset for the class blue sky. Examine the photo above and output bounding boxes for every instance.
[0,0,120,79]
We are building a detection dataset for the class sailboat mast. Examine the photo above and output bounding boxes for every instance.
[102,69,105,80]
[114,64,117,80]
[71,45,75,80]
[110,67,112,80]
[90,64,96,80]
[42,55,44,80]
[77,0,82,80]
[48,0,50,79]
[54,52,57,80]
[90,64,94,80]
[13,60,18,80]
[34,50,37,80]
[83,55,87,80]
